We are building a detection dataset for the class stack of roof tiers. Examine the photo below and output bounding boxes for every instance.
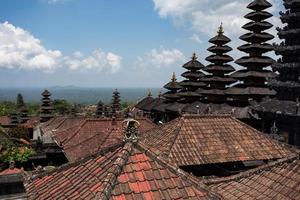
[40,89,53,123]
[163,73,183,102]
[95,100,104,118]
[200,24,236,103]
[270,0,300,101]
[152,73,184,113]
[19,106,29,124]
[111,89,121,115]
[178,53,206,103]
[227,0,276,104]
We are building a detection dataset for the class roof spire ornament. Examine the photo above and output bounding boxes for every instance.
[217,22,224,35]
[147,89,152,97]
[171,72,177,82]
[191,52,198,61]
[122,118,140,143]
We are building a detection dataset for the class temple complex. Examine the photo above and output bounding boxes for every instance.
[40,90,53,123]
[201,24,236,104]
[227,0,276,105]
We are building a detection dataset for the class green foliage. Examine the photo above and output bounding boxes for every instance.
[0,146,34,163]
[53,99,72,115]
[16,93,25,109]
[0,101,16,116]
[121,101,134,109]
[27,103,40,116]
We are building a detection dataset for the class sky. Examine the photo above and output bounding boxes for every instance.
[0,0,284,88]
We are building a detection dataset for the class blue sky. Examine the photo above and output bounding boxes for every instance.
[0,0,283,88]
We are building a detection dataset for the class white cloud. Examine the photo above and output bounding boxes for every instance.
[153,0,281,38]
[47,0,70,4]
[0,22,122,73]
[0,21,62,72]
[64,50,122,73]
[190,34,202,44]
[136,47,185,69]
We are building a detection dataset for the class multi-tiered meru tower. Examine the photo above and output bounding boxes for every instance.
[271,0,300,100]
[254,0,300,146]
[178,53,206,103]
[40,89,53,123]
[201,24,236,104]
[227,0,276,105]
[111,89,121,116]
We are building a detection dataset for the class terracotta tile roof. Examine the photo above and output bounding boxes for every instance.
[206,156,300,200]
[0,116,10,126]
[25,142,221,200]
[23,117,39,129]
[0,168,22,175]
[40,116,85,134]
[140,115,296,166]
[50,117,156,162]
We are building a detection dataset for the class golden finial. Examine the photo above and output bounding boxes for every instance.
[171,72,176,82]
[191,52,198,61]
[147,89,152,97]
[218,22,224,35]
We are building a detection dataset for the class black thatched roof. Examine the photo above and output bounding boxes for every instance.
[253,98,300,116]
[135,96,155,110]
[245,11,273,21]
[142,97,165,112]
[247,0,272,11]
[226,87,276,96]
[230,70,276,79]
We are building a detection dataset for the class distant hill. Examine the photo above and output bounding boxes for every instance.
[0,87,163,104]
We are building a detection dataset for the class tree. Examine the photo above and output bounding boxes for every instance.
[16,94,25,109]
[53,99,72,115]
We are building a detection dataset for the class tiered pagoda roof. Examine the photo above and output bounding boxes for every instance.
[40,89,53,123]
[95,100,104,118]
[270,0,300,101]
[9,111,19,126]
[163,72,182,102]
[19,106,29,124]
[178,53,206,102]
[200,24,236,103]
[111,89,121,115]
[227,0,276,104]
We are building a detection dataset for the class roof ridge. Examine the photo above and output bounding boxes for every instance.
[135,142,223,200]
[24,142,124,182]
[204,155,299,185]
[181,113,232,118]
[163,118,185,159]
[98,142,133,200]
